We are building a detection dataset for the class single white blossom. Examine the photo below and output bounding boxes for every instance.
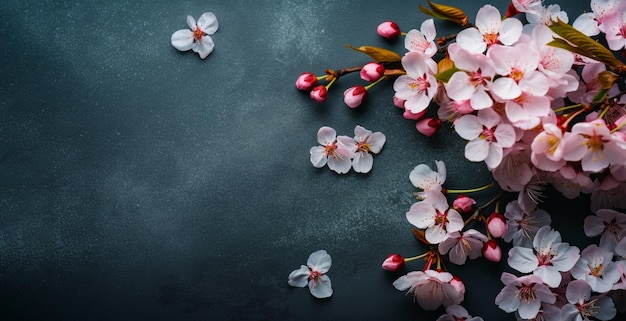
[288,250,333,298]
[171,12,219,59]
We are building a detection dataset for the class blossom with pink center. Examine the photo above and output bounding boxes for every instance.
[560,280,617,321]
[525,4,569,26]
[571,244,621,293]
[547,165,594,199]
[406,192,464,244]
[436,305,484,321]
[503,201,552,248]
[171,12,219,59]
[487,42,549,100]
[454,108,517,169]
[456,5,523,54]
[288,250,333,298]
[444,43,495,110]
[495,272,556,319]
[508,226,580,288]
[309,126,356,174]
[404,19,437,58]
[584,209,626,251]
[439,229,488,265]
[350,125,386,173]
[409,160,446,199]
[573,0,625,36]
[505,92,551,130]
[491,144,534,192]
[603,11,626,51]
[392,269,463,310]
[562,119,626,173]
[393,52,438,114]
[531,123,568,172]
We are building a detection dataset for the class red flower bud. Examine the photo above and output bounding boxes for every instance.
[415,118,442,137]
[487,212,507,239]
[295,72,318,91]
[343,86,367,108]
[393,96,406,109]
[482,239,502,262]
[381,254,405,271]
[377,20,401,39]
[360,62,385,82]
[310,85,328,102]
[452,195,476,214]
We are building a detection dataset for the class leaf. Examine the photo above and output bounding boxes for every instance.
[420,0,468,26]
[434,65,459,83]
[598,70,619,89]
[383,69,406,77]
[548,19,626,73]
[344,44,402,62]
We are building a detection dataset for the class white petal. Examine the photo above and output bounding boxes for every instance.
[498,18,523,45]
[171,29,194,51]
[327,156,352,174]
[491,77,521,100]
[197,12,219,35]
[186,15,197,30]
[456,28,487,54]
[288,265,310,288]
[367,132,386,153]
[454,115,482,140]
[192,36,215,59]
[309,275,332,298]
[307,250,332,273]
[317,126,337,145]
[507,247,538,273]
[533,266,561,288]
[484,143,503,169]
[352,152,373,173]
[465,139,490,162]
[309,146,327,168]
[406,202,435,229]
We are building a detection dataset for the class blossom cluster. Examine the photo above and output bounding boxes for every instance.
[310,125,386,174]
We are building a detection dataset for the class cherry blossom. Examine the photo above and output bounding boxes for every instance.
[508,226,580,288]
[393,52,438,114]
[350,125,386,173]
[560,279,617,321]
[487,212,507,238]
[590,173,626,212]
[171,12,219,59]
[525,4,569,26]
[603,11,626,51]
[392,269,463,310]
[406,192,464,244]
[495,272,556,319]
[343,86,367,108]
[491,144,534,192]
[487,42,549,100]
[454,108,517,169]
[456,5,523,54]
[404,19,437,58]
[445,43,495,110]
[572,0,624,36]
[439,229,488,265]
[562,119,626,173]
[503,201,552,248]
[436,305,484,321]
[409,160,446,198]
[571,244,621,293]
[531,123,568,172]
[288,250,333,298]
[583,209,626,251]
[309,126,356,174]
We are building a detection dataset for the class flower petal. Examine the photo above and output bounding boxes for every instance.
[307,250,332,273]
[352,152,373,173]
[186,15,197,30]
[309,275,332,298]
[310,146,327,168]
[288,265,310,288]
[465,138,489,162]
[171,29,194,51]
[317,126,337,145]
[192,36,215,59]
[197,12,219,35]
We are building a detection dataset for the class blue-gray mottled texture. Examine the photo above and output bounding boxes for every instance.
[0,0,595,320]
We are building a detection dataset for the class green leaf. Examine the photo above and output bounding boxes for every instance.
[434,66,459,83]
[344,44,402,62]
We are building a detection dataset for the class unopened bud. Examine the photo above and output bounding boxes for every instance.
[381,254,405,271]
[482,239,502,262]
[343,86,367,108]
[295,72,318,91]
[416,118,442,137]
[310,85,328,102]
[377,21,401,39]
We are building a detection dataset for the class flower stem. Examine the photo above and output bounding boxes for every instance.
[554,103,582,114]
[325,77,337,90]
[364,75,388,90]
[465,192,504,226]
[404,252,430,263]
[443,182,495,194]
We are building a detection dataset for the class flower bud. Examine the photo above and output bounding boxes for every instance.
[452,195,476,214]
[415,117,442,137]
[295,72,318,91]
[377,20,401,39]
[393,96,406,109]
[487,212,507,239]
[310,85,328,102]
[482,239,502,262]
[360,62,384,82]
[343,86,367,108]
[450,276,465,297]
[403,109,426,120]
[381,254,405,271]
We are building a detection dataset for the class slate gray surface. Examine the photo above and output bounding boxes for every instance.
[0,0,597,320]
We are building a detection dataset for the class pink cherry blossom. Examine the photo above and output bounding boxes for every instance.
[452,195,476,214]
[510,0,544,15]
[584,209,626,251]
[503,201,552,248]
[350,125,386,173]
[404,19,437,58]
[531,123,568,171]
[562,119,626,173]
[436,305,484,321]
[591,173,626,212]
[377,20,401,39]
[571,244,621,293]
[454,108,517,169]
[439,229,488,265]
[393,52,438,114]
[309,85,328,102]
[309,126,356,174]
[456,5,523,54]
[560,280,617,321]
[409,160,446,198]
[525,4,569,26]
[406,192,463,244]
[491,144,534,192]
[505,92,552,130]
[288,250,333,298]
[392,270,463,310]
[572,0,625,36]
[171,12,219,59]
[507,226,580,288]
[495,272,556,319]
[547,165,594,199]
[445,43,495,110]
[603,11,626,51]
[487,42,549,100]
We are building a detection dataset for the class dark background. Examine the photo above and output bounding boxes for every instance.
[0,0,602,320]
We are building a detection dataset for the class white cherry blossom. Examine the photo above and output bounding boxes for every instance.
[445,43,495,110]
[171,12,219,59]
[350,125,386,173]
[393,270,463,310]
[406,192,463,244]
[583,208,626,251]
[288,250,333,298]
[309,126,356,174]
[560,279,617,321]
[404,19,437,58]
[393,52,439,114]
[438,229,488,265]
[409,160,446,199]
[503,201,551,248]
[456,5,523,54]
[495,272,556,319]
[571,244,621,293]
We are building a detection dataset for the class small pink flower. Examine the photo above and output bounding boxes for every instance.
[456,5,523,54]
[452,195,476,214]
[583,208,626,251]
[439,229,487,265]
[560,279,617,321]
[382,254,405,272]
[377,20,401,39]
[393,270,463,310]
[404,19,437,58]
[288,250,333,298]
[406,192,464,244]
[310,85,328,102]
[393,52,439,114]
[360,62,385,82]
[295,72,318,91]
[486,212,507,238]
[309,126,356,174]
[482,239,502,262]
[171,12,219,59]
[416,118,442,137]
[495,272,556,319]
[343,86,367,108]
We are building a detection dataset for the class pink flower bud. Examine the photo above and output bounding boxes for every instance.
[415,118,442,137]
[377,20,401,39]
[487,212,507,239]
[381,254,405,271]
[360,62,385,82]
[343,86,367,108]
[403,109,426,120]
[310,85,328,102]
[452,195,476,214]
[450,276,465,297]
[295,72,318,91]
[393,96,406,109]
[482,239,502,262]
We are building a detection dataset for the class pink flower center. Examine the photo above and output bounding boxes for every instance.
[409,74,431,92]
[469,69,490,87]
[309,269,324,288]
[410,38,432,53]
[583,131,607,152]
[578,299,601,317]
[193,27,205,42]
[516,284,537,303]
[434,210,449,226]
[589,263,604,277]
[479,126,496,142]
[603,218,623,243]
[536,251,553,266]
[324,143,343,161]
